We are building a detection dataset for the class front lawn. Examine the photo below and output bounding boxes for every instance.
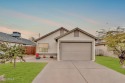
[0,62,47,83]
[96,56,125,75]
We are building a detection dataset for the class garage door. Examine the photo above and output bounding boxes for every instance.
[61,42,92,60]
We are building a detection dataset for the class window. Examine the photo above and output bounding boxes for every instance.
[38,43,49,52]
[74,30,79,37]
[60,29,64,35]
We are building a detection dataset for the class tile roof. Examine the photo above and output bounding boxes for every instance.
[0,32,36,46]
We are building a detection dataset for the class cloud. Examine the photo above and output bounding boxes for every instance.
[0,26,38,39]
[0,8,64,27]
[85,18,99,25]
[70,13,100,25]
[58,10,100,25]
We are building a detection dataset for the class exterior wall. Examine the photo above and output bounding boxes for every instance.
[36,30,67,55]
[57,31,95,61]
[95,45,117,57]
[63,30,68,35]
[59,32,95,41]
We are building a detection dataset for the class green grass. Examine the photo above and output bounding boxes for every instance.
[0,62,47,83]
[96,56,125,75]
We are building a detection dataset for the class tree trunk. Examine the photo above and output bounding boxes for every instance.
[14,58,16,68]
[10,58,12,63]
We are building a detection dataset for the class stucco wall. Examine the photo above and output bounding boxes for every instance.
[59,32,95,41]
[95,45,117,57]
[36,30,67,54]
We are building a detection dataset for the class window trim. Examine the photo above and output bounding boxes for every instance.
[38,43,49,52]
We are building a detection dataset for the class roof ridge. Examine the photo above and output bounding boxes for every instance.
[35,27,69,42]
[0,32,35,45]
[55,27,97,41]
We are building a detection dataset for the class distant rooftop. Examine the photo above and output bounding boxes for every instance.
[0,32,36,46]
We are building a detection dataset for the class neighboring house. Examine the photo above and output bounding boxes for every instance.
[35,27,97,61]
[95,42,117,57]
[0,32,36,55]
[0,32,22,44]
[0,32,36,46]
[95,36,117,57]
[95,27,125,57]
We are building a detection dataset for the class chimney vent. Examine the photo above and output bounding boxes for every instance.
[12,32,21,38]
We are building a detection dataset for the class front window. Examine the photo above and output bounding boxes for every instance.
[38,43,49,52]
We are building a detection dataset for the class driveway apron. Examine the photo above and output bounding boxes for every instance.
[32,61,125,83]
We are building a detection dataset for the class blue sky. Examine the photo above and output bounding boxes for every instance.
[0,0,125,38]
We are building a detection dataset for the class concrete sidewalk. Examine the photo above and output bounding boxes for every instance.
[32,61,125,83]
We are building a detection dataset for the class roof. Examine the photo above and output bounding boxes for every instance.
[18,38,36,46]
[0,32,22,44]
[35,27,69,42]
[0,32,36,46]
[55,27,97,41]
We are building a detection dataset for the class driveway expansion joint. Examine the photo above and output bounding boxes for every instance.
[71,61,88,83]
[33,61,125,83]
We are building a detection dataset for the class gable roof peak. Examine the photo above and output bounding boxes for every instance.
[74,27,83,30]
[60,27,64,29]
[35,27,69,42]
[72,27,83,31]
[60,27,69,31]
[75,27,79,29]
[55,27,97,41]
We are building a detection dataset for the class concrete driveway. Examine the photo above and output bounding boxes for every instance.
[33,61,125,83]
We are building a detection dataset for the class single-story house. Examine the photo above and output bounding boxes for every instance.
[0,32,36,55]
[0,32,36,46]
[35,27,97,61]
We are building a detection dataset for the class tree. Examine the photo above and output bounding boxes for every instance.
[0,42,25,68]
[29,37,35,42]
[104,32,125,66]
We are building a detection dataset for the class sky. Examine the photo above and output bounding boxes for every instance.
[0,0,125,38]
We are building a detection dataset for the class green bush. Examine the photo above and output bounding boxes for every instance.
[96,54,104,56]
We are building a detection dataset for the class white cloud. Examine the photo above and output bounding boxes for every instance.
[0,8,65,27]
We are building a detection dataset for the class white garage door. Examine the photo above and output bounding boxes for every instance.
[61,42,92,60]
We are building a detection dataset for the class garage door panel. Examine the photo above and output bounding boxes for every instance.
[62,43,91,52]
[61,42,92,60]
[62,52,91,60]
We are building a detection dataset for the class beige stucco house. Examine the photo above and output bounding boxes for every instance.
[35,27,97,61]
